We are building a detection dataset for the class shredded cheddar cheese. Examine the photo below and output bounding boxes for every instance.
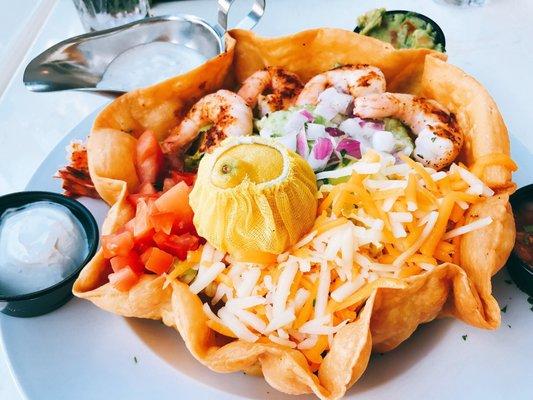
[163,151,497,370]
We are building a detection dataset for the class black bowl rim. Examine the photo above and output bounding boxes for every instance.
[509,183,533,272]
[354,9,446,52]
[0,191,99,301]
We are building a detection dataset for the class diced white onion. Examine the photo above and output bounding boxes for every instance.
[284,111,309,135]
[306,123,327,140]
[315,102,338,121]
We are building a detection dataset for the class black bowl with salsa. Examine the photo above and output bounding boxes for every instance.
[354,9,446,52]
[507,184,533,296]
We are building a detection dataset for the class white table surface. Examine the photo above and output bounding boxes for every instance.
[0,0,532,399]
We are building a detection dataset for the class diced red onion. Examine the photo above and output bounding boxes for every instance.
[325,127,345,137]
[296,128,308,158]
[336,138,361,159]
[299,109,314,122]
[356,117,384,131]
[313,137,334,160]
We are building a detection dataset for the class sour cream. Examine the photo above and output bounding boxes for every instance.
[97,41,208,91]
[0,202,88,295]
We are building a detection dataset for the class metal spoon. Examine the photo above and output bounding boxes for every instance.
[23,0,265,95]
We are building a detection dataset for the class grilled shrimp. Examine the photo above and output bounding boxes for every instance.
[237,67,304,116]
[352,93,463,170]
[162,90,253,155]
[295,64,386,106]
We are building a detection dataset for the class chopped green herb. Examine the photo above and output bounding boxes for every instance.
[504,279,513,285]
[501,305,507,313]
[333,62,344,68]
[523,225,533,233]
[133,356,138,363]
[462,335,467,341]
[312,299,316,306]
[507,324,511,328]
[527,296,533,305]
[430,137,436,142]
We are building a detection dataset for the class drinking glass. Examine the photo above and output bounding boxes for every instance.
[73,0,151,32]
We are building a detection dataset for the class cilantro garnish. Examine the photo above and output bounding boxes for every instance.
[501,305,507,313]
[462,335,467,341]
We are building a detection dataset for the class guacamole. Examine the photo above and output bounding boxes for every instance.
[357,8,444,52]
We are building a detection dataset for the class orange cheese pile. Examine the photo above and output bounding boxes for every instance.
[165,150,513,369]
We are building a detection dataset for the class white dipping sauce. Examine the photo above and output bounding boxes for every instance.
[0,201,88,295]
[97,41,208,91]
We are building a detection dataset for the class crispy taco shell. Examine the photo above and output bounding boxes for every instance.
[74,29,515,399]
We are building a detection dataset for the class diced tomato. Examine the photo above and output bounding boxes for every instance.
[108,266,139,292]
[110,252,144,274]
[141,247,174,275]
[163,178,176,192]
[133,198,154,239]
[152,232,200,260]
[128,192,159,207]
[128,183,159,207]
[154,181,194,223]
[169,171,196,186]
[136,130,163,184]
[101,230,134,258]
[150,212,176,235]
[172,218,196,235]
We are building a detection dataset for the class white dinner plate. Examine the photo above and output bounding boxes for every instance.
[1,111,532,400]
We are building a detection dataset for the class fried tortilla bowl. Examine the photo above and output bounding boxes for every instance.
[73,28,516,399]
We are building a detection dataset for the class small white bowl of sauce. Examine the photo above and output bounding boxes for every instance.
[0,192,98,317]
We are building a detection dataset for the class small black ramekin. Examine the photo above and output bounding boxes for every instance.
[0,191,98,317]
[354,10,446,52]
[507,184,533,296]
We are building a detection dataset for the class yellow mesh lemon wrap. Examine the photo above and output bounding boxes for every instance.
[190,136,318,260]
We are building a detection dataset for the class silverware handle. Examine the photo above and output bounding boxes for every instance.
[217,0,265,35]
